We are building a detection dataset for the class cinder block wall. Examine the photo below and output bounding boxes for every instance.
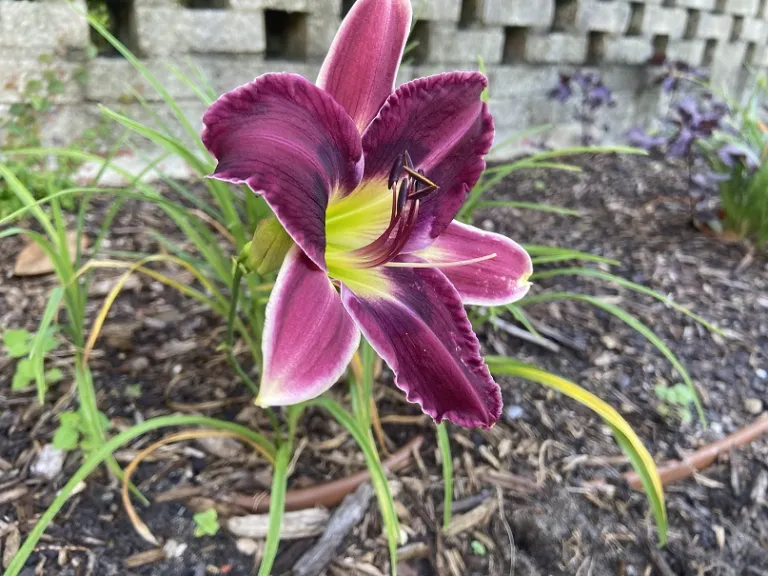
[1,0,766,157]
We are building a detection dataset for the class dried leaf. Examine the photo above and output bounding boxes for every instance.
[2,525,20,569]
[13,231,88,276]
[227,508,329,539]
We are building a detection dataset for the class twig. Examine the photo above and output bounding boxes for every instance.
[224,436,423,513]
[489,317,561,353]
[528,319,589,355]
[293,483,374,576]
[625,413,768,489]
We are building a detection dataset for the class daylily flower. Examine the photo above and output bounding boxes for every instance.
[202,0,532,428]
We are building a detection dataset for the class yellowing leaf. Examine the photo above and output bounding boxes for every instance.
[13,232,88,277]
[486,357,668,545]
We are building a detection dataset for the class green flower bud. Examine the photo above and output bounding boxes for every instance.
[244,217,292,275]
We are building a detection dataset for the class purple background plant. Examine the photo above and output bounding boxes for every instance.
[547,71,616,145]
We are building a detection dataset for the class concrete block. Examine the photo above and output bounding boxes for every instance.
[487,65,558,98]
[136,7,182,56]
[428,23,504,64]
[524,33,587,64]
[641,5,688,40]
[603,37,654,65]
[480,0,554,28]
[740,18,768,42]
[230,0,310,10]
[307,13,341,59]
[711,41,748,88]
[182,9,266,54]
[415,0,462,22]
[0,58,84,104]
[675,0,716,9]
[666,39,707,66]
[723,0,760,16]
[752,44,768,66]
[696,12,733,40]
[0,0,88,50]
[575,0,632,34]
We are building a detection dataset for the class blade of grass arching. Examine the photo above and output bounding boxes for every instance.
[3,413,276,576]
[526,145,647,162]
[0,163,57,238]
[436,422,453,530]
[99,106,209,174]
[309,397,400,575]
[187,59,219,104]
[473,200,582,216]
[523,245,621,266]
[30,287,65,403]
[531,267,724,336]
[79,4,207,156]
[258,441,291,576]
[508,160,583,172]
[168,63,215,106]
[505,304,541,337]
[520,292,705,424]
[484,358,667,545]
[98,107,246,246]
[477,56,489,103]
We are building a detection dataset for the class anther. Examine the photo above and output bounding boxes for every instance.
[403,150,414,170]
[388,154,404,190]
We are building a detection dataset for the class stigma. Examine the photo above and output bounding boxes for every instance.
[351,151,439,268]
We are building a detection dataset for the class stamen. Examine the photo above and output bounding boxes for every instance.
[388,153,404,190]
[403,150,414,170]
[396,179,409,216]
[382,253,498,268]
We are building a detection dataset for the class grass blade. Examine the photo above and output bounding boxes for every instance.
[309,397,400,575]
[520,291,705,423]
[258,442,291,576]
[531,267,724,336]
[30,287,65,403]
[436,422,453,530]
[485,357,667,545]
[473,200,582,216]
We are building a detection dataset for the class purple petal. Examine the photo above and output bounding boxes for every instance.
[257,246,360,406]
[414,221,532,306]
[362,72,494,251]
[202,73,364,270]
[341,263,502,428]
[317,0,412,132]
[718,143,759,169]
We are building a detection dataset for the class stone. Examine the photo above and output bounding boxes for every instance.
[723,0,760,16]
[31,444,66,480]
[640,5,688,40]
[675,0,717,9]
[481,0,554,28]
[666,39,707,66]
[136,7,183,56]
[0,0,89,50]
[739,18,767,42]
[603,37,654,65]
[487,65,558,98]
[428,23,505,65]
[415,0,462,21]
[575,0,632,34]
[230,0,310,10]
[524,33,588,64]
[696,12,734,40]
[744,398,764,415]
[235,538,260,556]
[182,9,266,54]
[0,58,84,105]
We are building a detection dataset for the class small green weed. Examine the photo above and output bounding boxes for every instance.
[52,409,112,452]
[192,508,220,537]
[654,383,697,425]
[3,327,63,391]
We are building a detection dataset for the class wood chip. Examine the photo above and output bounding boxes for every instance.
[2,525,20,569]
[476,467,539,495]
[227,508,329,539]
[13,231,87,276]
[443,498,497,538]
[0,486,28,506]
[293,484,373,576]
[123,548,167,569]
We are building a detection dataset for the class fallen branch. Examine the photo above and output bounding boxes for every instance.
[225,435,423,513]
